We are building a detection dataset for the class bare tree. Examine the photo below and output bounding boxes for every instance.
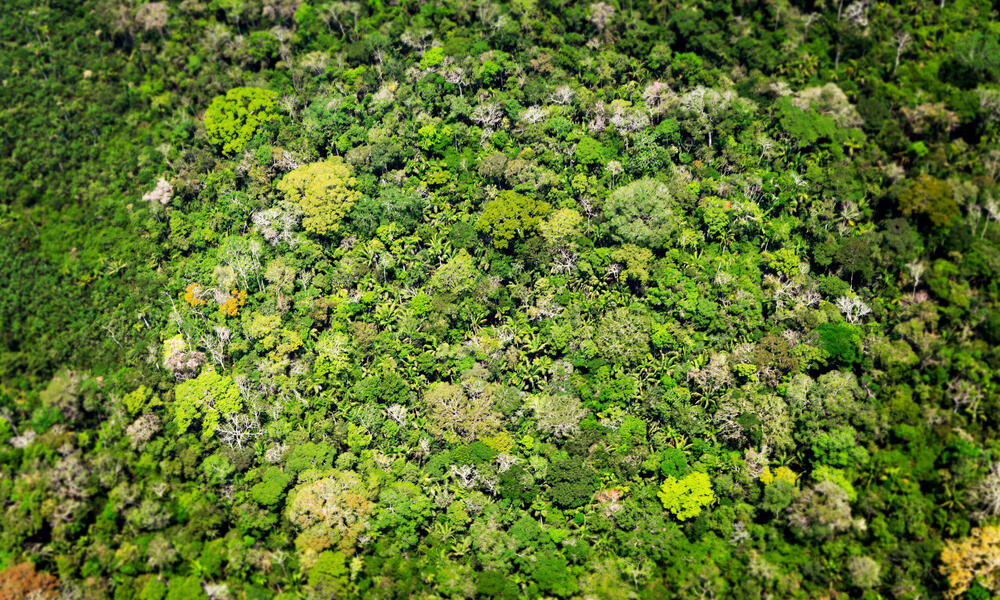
[216,412,262,449]
[449,464,479,488]
[893,32,912,73]
[443,66,467,96]
[386,404,408,427]
[835,295,872,323]
[973,463,1000,517]
[142,177,173,206]
[549,85,575,105]
[200,326,231,369]
[905,260,925,293]
[589,2,615,38]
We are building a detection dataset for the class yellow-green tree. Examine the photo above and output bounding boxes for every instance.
[898,174,957,226]
[204,87,280,155]
[278,158,361,236]
[475,191,551,249]
[658,471,715,520]
[172,366,241,438]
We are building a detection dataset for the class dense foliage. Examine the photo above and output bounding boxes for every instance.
[2,0,1000,598]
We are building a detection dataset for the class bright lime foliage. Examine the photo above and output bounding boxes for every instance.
[165,576,208,600]
[658,472,715,520]
[123,385,160,415]
[417,123,452,153]
[203,87,280,155]
[278,158,361,236]
[419,46,445,69]
[475,191,551,249]
[172,366,242,438]
[767,247,801,278]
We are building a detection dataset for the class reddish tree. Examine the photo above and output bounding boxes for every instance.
[0,563,59,600]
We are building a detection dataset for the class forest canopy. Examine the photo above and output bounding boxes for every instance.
[1,0,1000,599]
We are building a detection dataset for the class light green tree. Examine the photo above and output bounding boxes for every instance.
[475,191,551,249]
[658,471,715,520]
[204,87,280,155]
[424,381,502,442]
[539,208,583,249]
[603,178,683,249]
[278,158,361,236]
[172,366,242,438]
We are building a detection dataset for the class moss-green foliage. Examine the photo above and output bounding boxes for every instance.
[204,87,280,155]
[941,32,1000,88]
[817,322,861,366]
[475,191,551,249]
[898,174,958,226]
[547,457,598,509]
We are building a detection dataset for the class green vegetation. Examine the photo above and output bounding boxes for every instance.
[204,87,281,155]
[2,0,1000,598]
[277,158,361,236]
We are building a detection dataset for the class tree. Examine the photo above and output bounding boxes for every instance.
[528,393,587,437]
[0,563,59,600]
[941,32,1000,88]
[251,467,293,506]
[371,481,433,549]
[940,525,1000,598]
[816,322,860,366]
[603,178,683,249]
[847,556,881,589]
[898,174,958,227]
[168,577,210,600]
[609,244,654,284]
[307,550,351,597]
[594,308,651,364]
[657,471,715,520]
[548,457,598,509]
[785,480,860,539]
[172,366,242,438]
[539,208,583,249]
[574,136,605,167]
[287,470,373,566]
[475,191,551,249]
[429,249,480,292]
[278,158,362,236]
[423,381,502,442]
[534,552,579,597]
[204,87,280,155]
[835,295,872,323]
